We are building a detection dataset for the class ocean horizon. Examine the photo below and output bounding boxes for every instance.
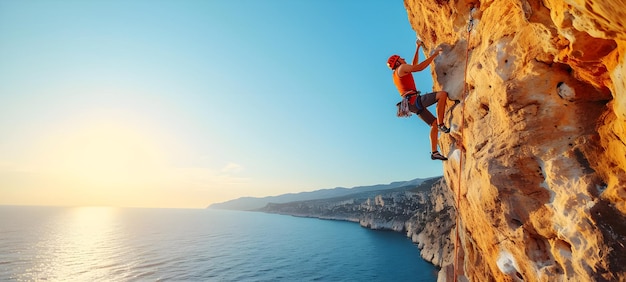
[0,206,437,281]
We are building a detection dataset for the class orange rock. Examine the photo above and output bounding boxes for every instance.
[404,0,626,280]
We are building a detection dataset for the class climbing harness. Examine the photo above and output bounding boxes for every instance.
[453,7,475,281]
[396,97,413,117]
[396,91,423,117]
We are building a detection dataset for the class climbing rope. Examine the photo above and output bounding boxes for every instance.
[453,7,474,281]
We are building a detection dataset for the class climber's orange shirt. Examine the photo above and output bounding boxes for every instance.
[392,69,416,96]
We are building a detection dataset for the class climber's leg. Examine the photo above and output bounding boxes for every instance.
[429,120,448,161]
[435,91,448,124]
[429,120,438,153]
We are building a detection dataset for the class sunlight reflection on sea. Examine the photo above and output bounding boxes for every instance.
[0,206,437,281]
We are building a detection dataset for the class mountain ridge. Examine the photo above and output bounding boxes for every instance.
[207,177,436,211]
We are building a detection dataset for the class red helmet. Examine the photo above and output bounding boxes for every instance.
[387,54,400,69]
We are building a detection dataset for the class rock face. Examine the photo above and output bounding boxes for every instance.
[260,177,457,267]
[403,0,626,280]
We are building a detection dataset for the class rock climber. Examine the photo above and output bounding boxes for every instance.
[388,39,450,161]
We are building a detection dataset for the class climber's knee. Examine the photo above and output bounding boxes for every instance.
[430,120,438,128]
[437,91,448,100]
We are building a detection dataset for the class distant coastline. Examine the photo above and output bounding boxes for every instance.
[208,177,434,211]
[211,177,455,269]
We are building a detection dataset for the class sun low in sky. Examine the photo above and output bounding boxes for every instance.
[0,0,443,208]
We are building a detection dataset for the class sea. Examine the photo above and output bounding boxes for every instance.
[0,206,438,281]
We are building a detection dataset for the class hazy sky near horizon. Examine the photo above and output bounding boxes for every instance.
[1,0,443,208]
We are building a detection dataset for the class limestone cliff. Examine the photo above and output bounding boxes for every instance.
[403,0,626,280]
[260,177,456,268]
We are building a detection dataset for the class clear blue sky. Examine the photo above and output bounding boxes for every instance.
[0,0,442,208]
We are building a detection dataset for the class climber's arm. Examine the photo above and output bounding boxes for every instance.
[399,47,443,75]
[411,41,422,66]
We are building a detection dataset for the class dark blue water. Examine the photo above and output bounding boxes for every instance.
[0,206,437,281]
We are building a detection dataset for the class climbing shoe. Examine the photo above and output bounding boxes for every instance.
[431,151,448,161]
[438,124,450,133]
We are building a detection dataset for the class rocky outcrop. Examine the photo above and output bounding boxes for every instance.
[406,178,457,268]
[260,177,456,267]
[403,0,626,280]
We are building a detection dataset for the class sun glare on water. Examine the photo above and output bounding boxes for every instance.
[23,207,123,281]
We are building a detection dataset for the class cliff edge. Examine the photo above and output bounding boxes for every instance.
[260,177,456,268]
[403,0,626,280]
